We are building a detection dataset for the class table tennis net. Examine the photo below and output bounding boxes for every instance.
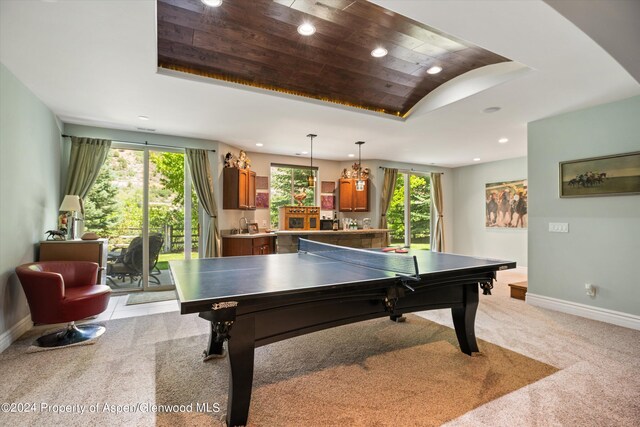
[298,238,419,279]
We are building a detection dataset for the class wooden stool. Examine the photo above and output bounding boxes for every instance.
[508,281,528,300]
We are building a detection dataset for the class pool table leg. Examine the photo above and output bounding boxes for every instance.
[451,283,480,355]
[226,316,255,427]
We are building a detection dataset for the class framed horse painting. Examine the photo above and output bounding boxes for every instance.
[559,151,640,198]
[485,179,528,228]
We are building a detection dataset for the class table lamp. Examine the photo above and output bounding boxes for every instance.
[59,195,82,240]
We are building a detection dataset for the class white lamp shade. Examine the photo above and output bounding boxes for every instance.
[59,195,82,213]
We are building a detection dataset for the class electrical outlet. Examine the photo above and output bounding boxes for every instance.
[261,220,267,228]
[585,283,596,297]
[549,222,569,233]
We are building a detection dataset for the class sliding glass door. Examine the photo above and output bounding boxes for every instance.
[84,144,198,292]
[387,173,431,250]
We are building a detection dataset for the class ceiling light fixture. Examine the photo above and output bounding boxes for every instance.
[483,106,501,113]
[348,154,355,158]
[426,66,442,74]
[473,158,481,162]
[201,0,223,7]
[370,47,387,58]
[297,22,316,36]
[256,143,263,147]
[138,115,149,120]
[498,138,508,144]
[355,141,366,191]
[306,134,317,187]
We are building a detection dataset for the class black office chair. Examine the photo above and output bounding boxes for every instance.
[106,234,164,286]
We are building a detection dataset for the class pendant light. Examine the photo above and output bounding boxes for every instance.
[307,134,317,187]
[355,141,365,191]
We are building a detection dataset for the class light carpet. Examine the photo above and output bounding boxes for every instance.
[126,290,176,305]
[1,313,555,426]
[3,269,640,426]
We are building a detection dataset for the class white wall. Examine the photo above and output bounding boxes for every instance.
[528,95,640,317]
[451,157,528,266]
[0,63,63,343]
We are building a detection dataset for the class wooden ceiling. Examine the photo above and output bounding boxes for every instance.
[157,0,510,118]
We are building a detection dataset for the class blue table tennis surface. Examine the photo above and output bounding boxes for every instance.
[170,250,514,312]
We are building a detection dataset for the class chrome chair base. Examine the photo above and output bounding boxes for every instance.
[35,322,106,348]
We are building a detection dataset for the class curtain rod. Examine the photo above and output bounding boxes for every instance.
[378,166,442,174]
[61,134,215,152]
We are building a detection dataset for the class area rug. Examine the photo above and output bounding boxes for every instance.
[154,314,559,426]
[126,290,176,305]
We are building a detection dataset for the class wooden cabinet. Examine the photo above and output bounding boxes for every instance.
[223,168,256,210]
[222,235,276,257]
[39,239,109,285]
[339,178,369,212]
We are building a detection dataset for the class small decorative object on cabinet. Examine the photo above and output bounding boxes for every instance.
[339,178,369,212]
[39,239,109,285]
[223,167,256,210]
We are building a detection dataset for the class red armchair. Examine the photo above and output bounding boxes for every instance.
[16,261,111,348]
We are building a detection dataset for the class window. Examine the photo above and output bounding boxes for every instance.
[387,173,430,250]
[270,164,317,228]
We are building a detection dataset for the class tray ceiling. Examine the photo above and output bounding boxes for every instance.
[157,0,510,118]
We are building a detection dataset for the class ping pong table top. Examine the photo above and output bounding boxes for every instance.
[170,242,515,314]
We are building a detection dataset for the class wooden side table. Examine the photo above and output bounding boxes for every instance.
[39,239,109,285]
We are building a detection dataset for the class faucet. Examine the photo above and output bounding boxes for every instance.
[239,217,248,233]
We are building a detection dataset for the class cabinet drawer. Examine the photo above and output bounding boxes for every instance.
[251,237,272,248]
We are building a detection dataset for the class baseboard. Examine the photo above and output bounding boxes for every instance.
[526,293,640,331]
[0,315,33,353]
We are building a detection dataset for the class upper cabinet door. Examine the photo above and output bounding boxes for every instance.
[339,179,354,212]
[353,179,369,212]
[238,169,249,209]
[247,170,256,210]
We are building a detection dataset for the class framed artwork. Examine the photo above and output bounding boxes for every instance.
[485,179,528,229]
[321,195,334,210]
[256,176,269,190]
[256,192,269,209]
[559,151,640,197]
[247,223,259,234]
[321,181,335,193]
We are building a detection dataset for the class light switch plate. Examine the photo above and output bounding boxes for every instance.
[549,222,569,233]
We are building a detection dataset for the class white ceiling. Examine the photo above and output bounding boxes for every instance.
[1,0,638,167]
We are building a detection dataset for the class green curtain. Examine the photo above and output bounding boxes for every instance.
[379,167,398,247]
[186,148,221,258]
[430,172,445,252]
[64,136,111,214]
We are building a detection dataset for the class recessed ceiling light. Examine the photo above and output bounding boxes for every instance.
[498,138,509,144]
[483,106,501,113]
[426,66,442,74]
[297,23,316,36]
[348,154,355,158]
[201,0,223,7]
[138,115,149,120]
[255,143,263,147]
[371,47,388,58]
[301,151,308,155]
[473,158,481,162]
